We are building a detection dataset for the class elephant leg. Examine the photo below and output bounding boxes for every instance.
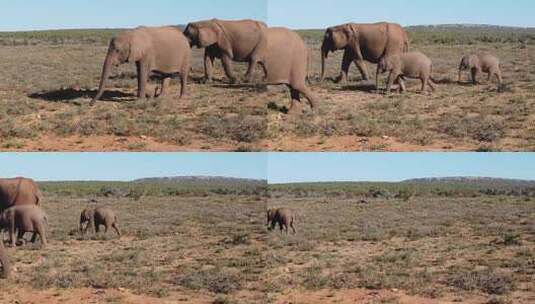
[487,72,492,82]
[221,54,237,84]
[355,59,370,82]
[336,49,353,83]
[95,223,100,234]
[9,229,16,247]
[260,63,268,81]
[136,61,150,99]
[179,64,190,99]
[398,77,406,93]
[288,86,300,112]
[204,51,215,84]
[421,78,427,92]
[159,77,171,97]
[471,69,477,85]
[295,84,318,110]
[31,231,37,243]
[428,79,436,92]
[244,57,259,83]
[17,230,25,245]
[37,225,47,247]
[290,220,296,234]
[112,223,121,237]
[386,72,396,93]
[104,223,109,234]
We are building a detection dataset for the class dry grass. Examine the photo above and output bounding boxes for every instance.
[0,193,267,303]
[266,193,535,303]
[1,28,534,151]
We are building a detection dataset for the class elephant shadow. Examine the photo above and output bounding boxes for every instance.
[28,88,136,103]
[339,83,378,93]
[212,83,269,93]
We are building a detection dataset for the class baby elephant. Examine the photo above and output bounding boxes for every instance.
[0,242,9,279]
[80,206,121,237]
[458,53,502,86]
[0,205,48,248]
[378,51,436,93]
[267,208,296,234]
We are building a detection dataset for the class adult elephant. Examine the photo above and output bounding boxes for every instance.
[183,19,267,84]
[260,27,318,111]
[320,22,409,88]
[0,177,42,211]
[92,26,191,105]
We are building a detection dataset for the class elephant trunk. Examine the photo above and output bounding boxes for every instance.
[458,68,462,83]
[92,50,114,104]
[320,42,330,83]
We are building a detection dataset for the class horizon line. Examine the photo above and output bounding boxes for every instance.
[1,23,534,33]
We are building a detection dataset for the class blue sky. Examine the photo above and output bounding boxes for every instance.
[2,153,533,183]
[268,153,535,183]
[0,153,267,181]
[268,0,535,29]
[0,0,267,31]
[1,1,532,31]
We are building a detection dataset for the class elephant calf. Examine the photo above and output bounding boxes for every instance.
[267,208,296,234]
[0,242,9,279]
[0,205,48,248]
[378,51,436,93]
[80,206,121,237]
[92,26,191,105]
[458,53,502,86]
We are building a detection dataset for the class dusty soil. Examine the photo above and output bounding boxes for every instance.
[1,31,534,151]
[265,194,535,303]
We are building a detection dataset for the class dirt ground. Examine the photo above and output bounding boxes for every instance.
[0,194,267,304]
[266,194,535,303]
[1,29,534,151]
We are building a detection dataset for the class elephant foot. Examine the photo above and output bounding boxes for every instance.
[200,78,213,84]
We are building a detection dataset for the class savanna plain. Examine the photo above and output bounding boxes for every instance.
[0,178,268,304]
[267,179,535,303]
[1,26,534,151]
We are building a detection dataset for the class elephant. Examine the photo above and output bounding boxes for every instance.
[183,19,268,84]
[0,205,48,248]
[260,27,318,111]
[92,26,191,105]
[458,53,502,86]
[0,177,42,211]
[378,51,436,93]
[267,208,296,234]
[320,22,409,88]
[0,242,9,279]
[79,206,121,237]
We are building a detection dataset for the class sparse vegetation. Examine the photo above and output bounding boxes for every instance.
[1,26,534,151]
[266,180,535,303]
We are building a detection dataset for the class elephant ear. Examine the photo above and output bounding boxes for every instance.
[346,24,364,59]
[213,21,234,58]
[127,31,146,63]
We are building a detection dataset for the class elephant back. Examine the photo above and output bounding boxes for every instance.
[0,177,41,211]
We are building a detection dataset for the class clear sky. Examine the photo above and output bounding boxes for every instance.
[0,0,267,31]
[268,153,535,183]
[0,153,267,181]
[268,0,535,29]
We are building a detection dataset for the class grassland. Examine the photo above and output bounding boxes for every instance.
[266,181,535,303]
[0,26,534,151]
[1,178,533,303]
[0,180,268,304]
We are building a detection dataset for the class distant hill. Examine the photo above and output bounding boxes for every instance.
[133,176,266,184]
[402,176,535,185]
